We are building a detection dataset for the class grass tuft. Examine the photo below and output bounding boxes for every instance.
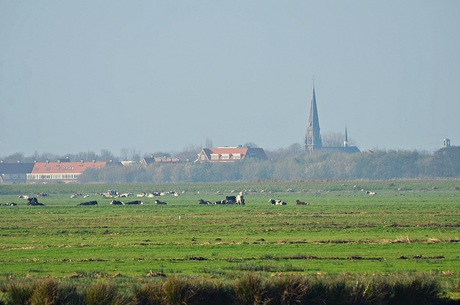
[5,281,33,305]
[85,281,121,305]
[234,272,265,305]
[162,275,194,305]
[390,275,445,305]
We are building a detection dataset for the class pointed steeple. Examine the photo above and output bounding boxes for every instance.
[305,82,322,152]
[309,85,320,128]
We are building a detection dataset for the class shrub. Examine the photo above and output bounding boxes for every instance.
[5,281,33,305]
[85,281,120,305]
[162,276,194,305]
[132,282,163,305]
[30,278,58,305]
[347,278,393,305]
[390,275,444,305]
[265,275,312,305]
[187,278,233,305]
[323,278,349,305]
[234,273,265,305]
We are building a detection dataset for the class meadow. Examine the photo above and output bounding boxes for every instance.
[0,179,459,303]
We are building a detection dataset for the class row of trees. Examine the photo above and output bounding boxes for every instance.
[81,147,459,183]
[2,145,459,183]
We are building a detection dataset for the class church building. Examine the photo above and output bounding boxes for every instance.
[304,83,360,153]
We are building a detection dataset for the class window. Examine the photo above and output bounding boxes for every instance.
[233,154,241,160]
[210,154,219,160]
[221,154,230,160]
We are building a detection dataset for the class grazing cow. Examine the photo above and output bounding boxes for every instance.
[19,195,29,200]
[199,199,212,205]
[2,202,17,206]
[27,197,44,206]
[225,196,236,203]
[117,192,133,198]
[154,200,166,205]
[268,198,287,205]
[214,200,225,204]
[296,200,310,205]
[110,200,124,205]
[366,191,377,195]
[236,193,245,205]
[125,200,143,205]
[102,190,118,198]
[78,200,98,206]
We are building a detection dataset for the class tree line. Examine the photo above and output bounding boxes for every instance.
[80,147,460,183]
[2,146,459,182]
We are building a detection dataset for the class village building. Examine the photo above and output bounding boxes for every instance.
[27,160,108,183]
[0,161,35,183]
[196,146,268,162]
[141,156,180,166]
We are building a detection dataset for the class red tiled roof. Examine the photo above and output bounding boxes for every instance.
[31,161,107,174]
[207,147,249,155]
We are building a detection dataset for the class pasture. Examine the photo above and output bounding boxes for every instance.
[0,180,459,295]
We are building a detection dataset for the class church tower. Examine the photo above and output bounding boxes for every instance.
[305,83,322,152]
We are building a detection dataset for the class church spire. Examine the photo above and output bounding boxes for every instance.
[305,82,322,152]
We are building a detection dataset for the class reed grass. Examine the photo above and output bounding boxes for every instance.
[0,273,456,305]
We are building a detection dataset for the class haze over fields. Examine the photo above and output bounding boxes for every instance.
[1,1,459,156]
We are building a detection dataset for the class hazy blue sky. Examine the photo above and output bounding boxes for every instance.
[1,1,459,157]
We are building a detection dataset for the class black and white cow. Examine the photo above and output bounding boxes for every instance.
[296,200,310,205]
[27,197,44,206]
[125,200,143,205]
[199,199,212,205]
[116,192,133,198]
[110,200,124,205]
[154,200,166,205]
[225,196,237,204]
[268,198,287,205]
[2,202,17,206]
[78,200,98,206]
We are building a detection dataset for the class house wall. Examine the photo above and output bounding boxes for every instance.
[27,173,81,181]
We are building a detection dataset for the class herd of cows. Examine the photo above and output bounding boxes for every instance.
[1,190,312,207]
[198,194,246,205]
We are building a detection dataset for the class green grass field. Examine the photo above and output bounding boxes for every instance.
[0,180,459,293]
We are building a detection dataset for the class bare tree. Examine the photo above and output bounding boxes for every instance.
[321,132,343,147]
[244,142,259,148]
[204,138,213,148]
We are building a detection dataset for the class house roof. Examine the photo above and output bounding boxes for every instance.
[155,157,180,163]
[0,163,35,175]
[321,146,361,153]
[141,157,180,165]
[142,157,155,165]
[31,161,107,174]
[198,147,268,162]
